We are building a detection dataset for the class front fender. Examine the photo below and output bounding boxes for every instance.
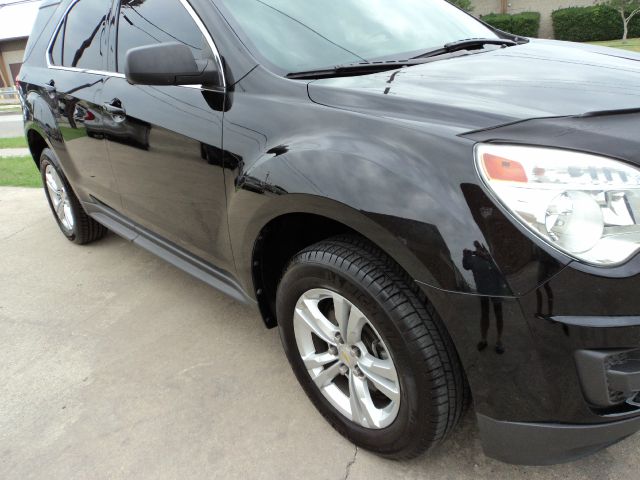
[228,185,437,299]
[221,70,450,294]
[226,143,513,299]
[223,66,567,303]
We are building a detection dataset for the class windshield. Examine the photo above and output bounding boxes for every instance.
[216,0,498,73]
[215,0,497,72]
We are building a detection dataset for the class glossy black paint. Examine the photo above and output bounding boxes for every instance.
[17,0,640,463]
[99,77,232,268]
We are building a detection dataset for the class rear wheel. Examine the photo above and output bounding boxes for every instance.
[276,235,467,459]
[40,148,107,244]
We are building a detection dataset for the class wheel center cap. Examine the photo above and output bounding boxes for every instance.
[338,345,355,367]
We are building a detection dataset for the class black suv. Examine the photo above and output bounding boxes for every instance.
[18,0,640,465]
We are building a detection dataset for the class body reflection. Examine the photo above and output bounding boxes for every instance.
[536,254,555,318]
[463,241,506,354]
[86,108,151,150]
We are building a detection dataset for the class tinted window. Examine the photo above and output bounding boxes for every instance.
[115,0,210,73]
[50,0,111,70]
[216,0,497,73]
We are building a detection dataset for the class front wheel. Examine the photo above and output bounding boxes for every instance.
[277,235,467,459]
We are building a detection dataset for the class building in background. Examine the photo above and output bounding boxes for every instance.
[472,0,597,38]
[0,0,41,88]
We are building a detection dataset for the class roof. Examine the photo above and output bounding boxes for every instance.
[0,0,42,43]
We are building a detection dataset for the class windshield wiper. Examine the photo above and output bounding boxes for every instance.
[412,37,518,60]
[287,37,524,80]
[286,59,427,80]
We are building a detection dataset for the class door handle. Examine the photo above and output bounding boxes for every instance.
[43,79,56,94]
[103,98,126,116]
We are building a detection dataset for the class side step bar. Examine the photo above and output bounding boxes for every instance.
[83,199,255,306]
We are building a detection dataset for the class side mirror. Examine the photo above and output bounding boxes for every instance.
[125,42,220,87]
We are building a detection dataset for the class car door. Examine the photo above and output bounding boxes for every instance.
[100,0,232,270]
[47,0,121,209]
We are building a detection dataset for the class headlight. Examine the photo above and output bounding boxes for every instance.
[475,144,640,266]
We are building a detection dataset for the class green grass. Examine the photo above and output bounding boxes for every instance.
[0,136,27,149]
[0,105,21,113]
[0,156,41,188]
[588,38,640,52]
[59,126,88,142]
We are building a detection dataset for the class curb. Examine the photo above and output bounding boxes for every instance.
[0,148,30,157]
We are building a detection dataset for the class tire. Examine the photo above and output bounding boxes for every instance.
[40,148,107,245]
[276,235,467,459]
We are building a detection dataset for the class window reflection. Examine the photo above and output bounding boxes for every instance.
[51,0,111,70]
[116,0,210,73]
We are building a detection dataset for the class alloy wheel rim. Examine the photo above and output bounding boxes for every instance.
[45,164,74,232]
[293,288,400,429]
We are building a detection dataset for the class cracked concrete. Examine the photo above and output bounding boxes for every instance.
[343,446,357,480]
[2,186,640,480]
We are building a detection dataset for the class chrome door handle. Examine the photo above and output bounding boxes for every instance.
[103,100,125,116]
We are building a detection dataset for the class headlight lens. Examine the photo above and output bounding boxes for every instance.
[475,144,640,266]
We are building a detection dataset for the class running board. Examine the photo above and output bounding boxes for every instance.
[83,199,255,305]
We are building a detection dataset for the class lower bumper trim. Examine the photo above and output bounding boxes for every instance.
[551,315,640,328]
[477,413,640,465]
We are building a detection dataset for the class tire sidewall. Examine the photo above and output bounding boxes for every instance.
[40,149,79,242]
[277,260,429,454]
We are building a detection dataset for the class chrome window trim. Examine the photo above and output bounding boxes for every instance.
[46,0,226,89]
[47,65,126,78]
[176,0,226,89]
[45,0,78,69]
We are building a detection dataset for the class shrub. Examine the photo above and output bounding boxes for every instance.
[481,13,512,33]
[552,4,640,41]
[511,12,542,37]
[553,5,620,41]
[481,12,541,37]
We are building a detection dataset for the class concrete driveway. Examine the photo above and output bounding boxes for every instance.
[1,186,639,480]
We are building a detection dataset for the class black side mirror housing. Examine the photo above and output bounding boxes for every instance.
[125,42,220,87]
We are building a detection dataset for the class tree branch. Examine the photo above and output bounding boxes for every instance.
[628,7,640,21]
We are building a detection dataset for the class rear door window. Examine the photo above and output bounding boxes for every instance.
[50,0,112,70]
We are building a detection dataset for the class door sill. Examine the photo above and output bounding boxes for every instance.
[82,199,255,305]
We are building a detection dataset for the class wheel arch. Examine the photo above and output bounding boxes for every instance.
[26,128,49,169]
[244,200,473,426]
[231,194,436,329]
[24,90,61,169]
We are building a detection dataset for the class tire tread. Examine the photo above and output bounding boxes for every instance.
[282,234,468,459]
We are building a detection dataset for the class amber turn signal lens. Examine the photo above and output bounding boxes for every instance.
[482,153,527,182]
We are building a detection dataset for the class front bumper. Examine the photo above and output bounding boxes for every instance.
[477,413,640,465]
[419,263,640,464]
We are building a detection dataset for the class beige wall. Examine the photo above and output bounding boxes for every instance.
[0,38,27,87]
[471,0,598,38]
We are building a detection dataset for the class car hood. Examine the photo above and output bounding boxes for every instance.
[307,39,640,132]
